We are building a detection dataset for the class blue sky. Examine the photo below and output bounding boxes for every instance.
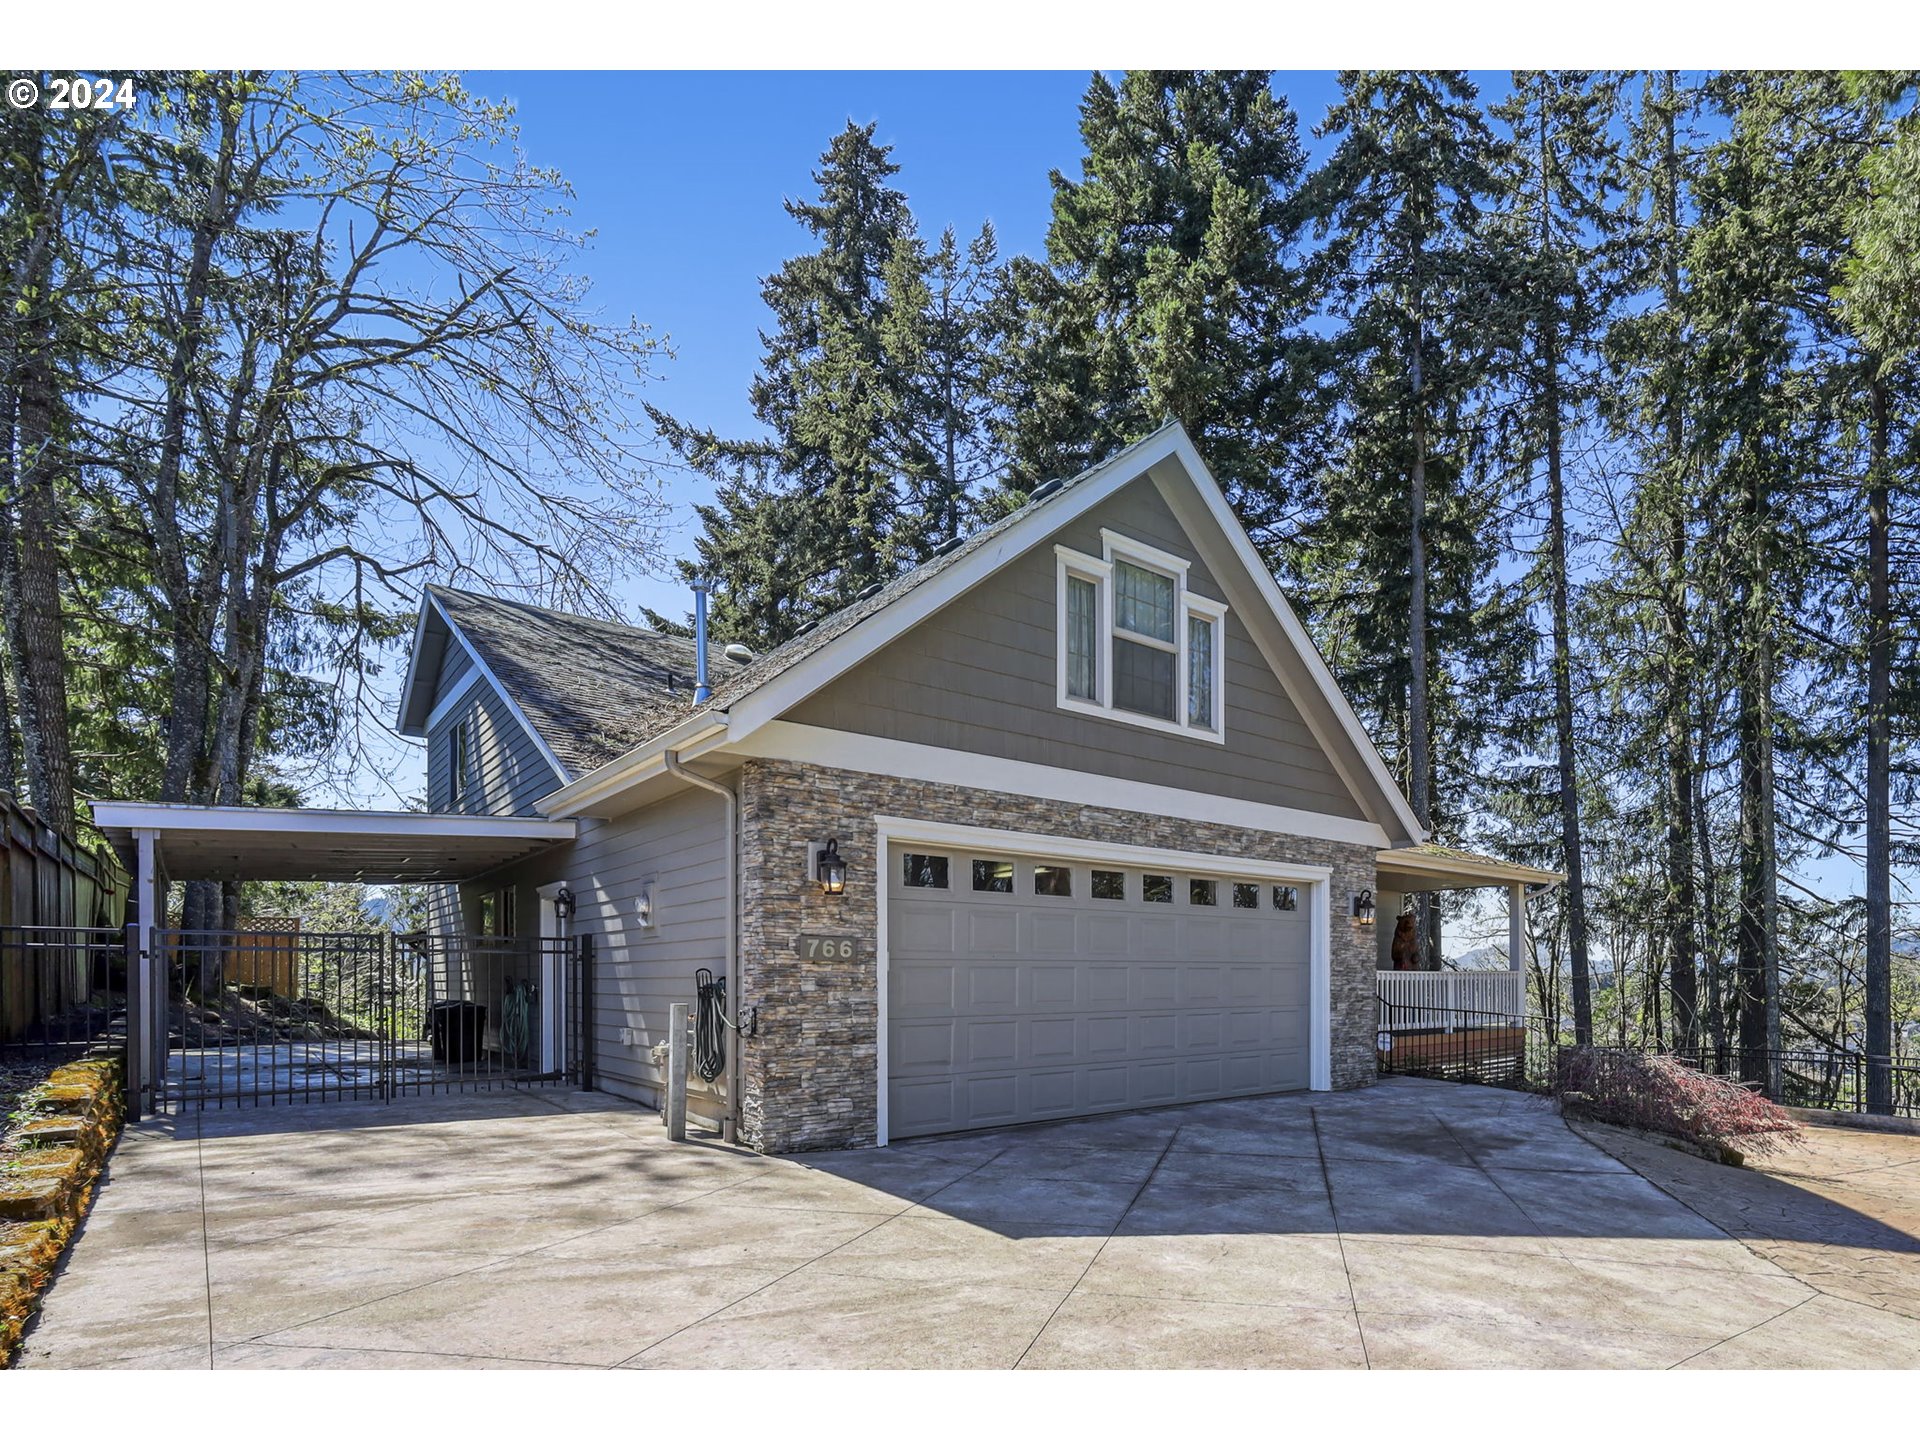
[455,70,1389,625]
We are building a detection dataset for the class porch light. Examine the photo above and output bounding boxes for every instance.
[817,838,848,896]
[553,885,576,921]
[1351,889,1376,926]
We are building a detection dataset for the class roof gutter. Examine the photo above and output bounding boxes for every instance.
[663,750,741,1146]
[537,714,729,818]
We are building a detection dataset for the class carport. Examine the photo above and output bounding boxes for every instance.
[91,801,578,1116]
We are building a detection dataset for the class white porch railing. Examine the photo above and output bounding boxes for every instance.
[1377,970,1526,1031]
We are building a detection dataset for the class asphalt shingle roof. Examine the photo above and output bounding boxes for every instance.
[427,587,734,778]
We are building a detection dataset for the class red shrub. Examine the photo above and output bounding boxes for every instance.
[1554,1048,1800,1157]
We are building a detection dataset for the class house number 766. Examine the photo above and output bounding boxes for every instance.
[795,935,857,960]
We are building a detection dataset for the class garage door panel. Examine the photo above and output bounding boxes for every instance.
[894,904,959,955]
[895,964,958,1012]
[1087,1015,1130,1056]
[1135,1013,1178,1053]
[1030,1016,1079,1062]
[967,909,1019,954]
[965,1019,1019,1064]
[967,966,1019,1007]
[963,1074,1021,1127]
[1180,918,1226,957]
[894,1019,956,1069]
[1181,1011,1224,1049]
[1025,911,1079,953]
[1181,966,1225,1005]
[1132,1060,1179,1103]
[887,845,1317,1139]
[1028,1068,1080,1116]
[1136,966,1178,1005]
[1030,966,1078,1006]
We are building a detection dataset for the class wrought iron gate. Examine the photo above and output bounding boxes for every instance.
[133,928,592,1114]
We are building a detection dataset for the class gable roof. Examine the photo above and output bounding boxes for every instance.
[394,422,1426,844]
[395,587,747,779]
[527,421,1428,845]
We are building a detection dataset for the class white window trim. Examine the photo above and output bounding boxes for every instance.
[1055,533,1228,744]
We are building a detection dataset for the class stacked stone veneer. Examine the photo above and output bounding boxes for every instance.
[737,759,1380,1154]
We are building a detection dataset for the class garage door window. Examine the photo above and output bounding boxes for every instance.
[1143,873,1173,903]
[1033,865,1073,897]
[1190,878,1218,906]
[1092,869,1126,900]
[972,858,1014,893]
[902,853,950,889]
[1274,885,1298,911]
[1233,882,1260,909]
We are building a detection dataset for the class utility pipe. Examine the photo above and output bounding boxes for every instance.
[664,749,740,1144]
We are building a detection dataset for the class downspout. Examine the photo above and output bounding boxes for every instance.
[665,749,740,1145]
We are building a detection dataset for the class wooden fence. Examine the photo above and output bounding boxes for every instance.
[0,790,128,1041]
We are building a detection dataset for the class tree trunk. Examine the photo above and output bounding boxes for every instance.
[1544,334,1594,1046]
[1864,373,1892,1113]
[1655,77,1700,1049]
[1407,313,1433,967]
[1735,486,1781,1094]
[7,307,77,826]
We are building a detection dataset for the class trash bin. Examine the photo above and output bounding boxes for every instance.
[430,1000,486,1065]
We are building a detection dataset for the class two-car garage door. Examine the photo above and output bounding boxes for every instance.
[886,841,1317,1140]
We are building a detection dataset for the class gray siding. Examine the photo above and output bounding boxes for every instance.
[785,478,1365,820]
[431,640,474,707]
[426,678,562,817]
[477,783,732,1117]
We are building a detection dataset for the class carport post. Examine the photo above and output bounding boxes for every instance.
[666,1001,689,1141]
[131,828,162,1117]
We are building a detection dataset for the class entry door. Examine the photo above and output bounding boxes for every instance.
[885,844,1313,1139]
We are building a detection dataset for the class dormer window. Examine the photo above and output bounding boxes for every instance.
[1055,530,1227,741]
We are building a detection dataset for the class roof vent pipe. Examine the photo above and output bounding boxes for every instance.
[692,576,712,704]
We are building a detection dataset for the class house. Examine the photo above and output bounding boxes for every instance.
[378,420,1554,1152]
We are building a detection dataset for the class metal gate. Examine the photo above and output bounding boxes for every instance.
[130,928,594,1115]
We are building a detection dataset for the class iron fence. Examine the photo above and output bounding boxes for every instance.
[145,927,593,1112]
[1375,998,1920,1120]
[0,925,129,1064]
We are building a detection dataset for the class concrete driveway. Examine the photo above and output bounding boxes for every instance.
[18,1077,1920,1369]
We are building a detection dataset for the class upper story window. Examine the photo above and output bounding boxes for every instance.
[1056,530,1228,742]
[448,714,473,807]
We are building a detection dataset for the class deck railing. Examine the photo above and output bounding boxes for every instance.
[1377,969,1526,1031]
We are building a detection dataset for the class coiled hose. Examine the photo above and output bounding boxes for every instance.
[694,967,756,1083]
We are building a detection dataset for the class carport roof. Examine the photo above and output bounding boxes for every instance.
[90,801,576,883]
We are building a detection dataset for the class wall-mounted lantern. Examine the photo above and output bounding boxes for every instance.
[813,838,848,896]
[553,885,576,921]
[1351,888,1376,926]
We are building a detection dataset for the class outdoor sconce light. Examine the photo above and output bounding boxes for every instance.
[1351,889,1376,926]
[553,885,576,921]
[813,838,848,896]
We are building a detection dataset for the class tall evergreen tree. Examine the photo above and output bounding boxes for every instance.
[1302,70,1519,966]
[996,71,1317,538]
[1486,70,1629,1044]
[651,122,997,648]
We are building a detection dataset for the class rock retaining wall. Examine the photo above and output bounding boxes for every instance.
[0,1056,124,1367]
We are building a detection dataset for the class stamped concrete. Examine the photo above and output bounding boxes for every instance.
[16,1078,1920,1369]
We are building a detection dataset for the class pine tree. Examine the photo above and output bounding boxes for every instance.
[647,122,936,647]
[1302,70,1518,966]
[1486,70,1629,1044]
[996,71,1317,536]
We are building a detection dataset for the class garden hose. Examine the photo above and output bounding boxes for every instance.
[693,967,756,1083]
[501,978,534,1068]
